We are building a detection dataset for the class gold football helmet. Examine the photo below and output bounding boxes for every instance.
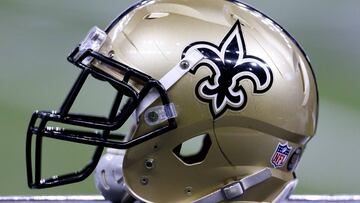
[26,0,318,202]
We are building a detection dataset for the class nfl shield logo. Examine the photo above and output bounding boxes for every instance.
[271,142,292,168]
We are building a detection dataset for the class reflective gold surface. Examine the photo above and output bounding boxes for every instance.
[92,0,319,202]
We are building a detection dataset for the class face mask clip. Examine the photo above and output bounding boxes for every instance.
[144,103,177,126]
[74,26,107,65]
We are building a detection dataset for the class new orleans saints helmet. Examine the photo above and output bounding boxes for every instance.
[26,0,318,202]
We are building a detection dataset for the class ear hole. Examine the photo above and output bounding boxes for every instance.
[173,134,212,165]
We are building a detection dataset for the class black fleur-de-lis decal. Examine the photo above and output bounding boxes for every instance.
[182,20,273,119]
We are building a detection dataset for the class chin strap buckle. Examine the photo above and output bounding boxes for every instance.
[222,182,244,200]
[194,168,272,203]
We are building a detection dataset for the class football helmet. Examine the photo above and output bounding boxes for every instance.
[26,0,318,202]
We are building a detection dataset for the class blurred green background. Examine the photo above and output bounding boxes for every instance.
[0,0,359,196]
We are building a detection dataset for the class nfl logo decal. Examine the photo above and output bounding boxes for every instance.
[271,142,292,168]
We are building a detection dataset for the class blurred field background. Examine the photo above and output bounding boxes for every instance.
[0,0,359,196]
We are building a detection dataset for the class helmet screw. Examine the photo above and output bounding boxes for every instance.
[184,186,192,196]
[144,158,155,170]
[140,176,149,185]
[180,60,190,69]
[108,50,115,58]
[147,111,159,123]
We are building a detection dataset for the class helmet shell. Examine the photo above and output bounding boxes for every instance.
[96,0,318,202]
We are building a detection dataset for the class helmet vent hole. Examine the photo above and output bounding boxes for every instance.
[144,12,169,20]
[173,134,212,165]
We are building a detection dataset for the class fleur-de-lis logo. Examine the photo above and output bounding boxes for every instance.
[182,20,273,119]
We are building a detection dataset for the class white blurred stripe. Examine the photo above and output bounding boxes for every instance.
[0,195,106,202]
[1,195,360,202]
[288,195,360,202]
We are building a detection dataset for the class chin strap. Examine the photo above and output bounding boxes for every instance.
[194,168,272,203]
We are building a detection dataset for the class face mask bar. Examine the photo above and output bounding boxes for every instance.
[26,40,177,189]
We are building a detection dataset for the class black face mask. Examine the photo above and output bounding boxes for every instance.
[26,27,177,189]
